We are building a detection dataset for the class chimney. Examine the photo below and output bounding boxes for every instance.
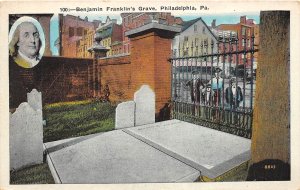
[247,19,254,25]
[240,16,246,24]
[211,19,216,28]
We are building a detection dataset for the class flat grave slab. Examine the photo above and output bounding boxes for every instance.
[44,130,200,184]
[124,119,251,179]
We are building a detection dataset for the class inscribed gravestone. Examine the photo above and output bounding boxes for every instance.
[115,101,135,129]
[134,85,155,126]
[10,102,43,170]
[27,89,42,111]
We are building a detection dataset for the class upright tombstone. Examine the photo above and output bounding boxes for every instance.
[134,85,155,126]
[27,89,42,111]
[115,101,135,129]
[10,102,43,170]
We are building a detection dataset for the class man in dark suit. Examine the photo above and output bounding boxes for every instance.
[186,71,205,105]
[225,77,243,109]
[186,71,206,116]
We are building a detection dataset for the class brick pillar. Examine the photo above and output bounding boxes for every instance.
[126,23,180,120]
[89,48,108,98]
[247,11,290,180]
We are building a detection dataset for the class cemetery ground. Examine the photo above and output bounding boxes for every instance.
[10,99,249,184]
[10,99,116,184]
[43,99,116,142]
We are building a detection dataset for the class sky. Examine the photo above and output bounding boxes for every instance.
[50,12,260,56]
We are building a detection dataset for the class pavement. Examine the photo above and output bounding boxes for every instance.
[44,119,251,184]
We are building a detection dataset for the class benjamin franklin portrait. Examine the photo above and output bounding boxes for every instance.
[9,17,45,68]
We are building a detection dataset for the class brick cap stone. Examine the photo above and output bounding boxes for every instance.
[125,22,181,37]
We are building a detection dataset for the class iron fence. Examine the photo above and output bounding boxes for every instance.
[170,32,258,138]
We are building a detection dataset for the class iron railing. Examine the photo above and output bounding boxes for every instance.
[170,32,258,139]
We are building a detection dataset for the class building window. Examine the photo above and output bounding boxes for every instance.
[77,27,83,36]
[202,27,206,34]
[184,36,188,42]
[194,38,199,46]
[242,27,246,36]
[203,39,208,46]
[194,25,197,32]
[69,27,74,37]
[247,39,250,47]
[160,12,167,19]
[242,39,246,47]
[183,49,188,56]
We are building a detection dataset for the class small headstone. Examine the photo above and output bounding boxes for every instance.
[134,85,155,126]
[27,89,42,111]
[10,102,43,170]
[115,101,135,129]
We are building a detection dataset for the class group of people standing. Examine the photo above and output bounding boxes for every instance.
[186,67,244,110]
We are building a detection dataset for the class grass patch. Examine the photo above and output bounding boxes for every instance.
[218,164,248,182]
[10,163,55,184]
[43,100,116,142]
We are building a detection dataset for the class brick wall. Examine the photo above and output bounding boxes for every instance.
[63,40,79,58]
[9,56,93,108]
[112,24,123,42]
[98,54,132,102]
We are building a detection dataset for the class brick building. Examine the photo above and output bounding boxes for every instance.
[216,16,259,66]
[77,29,94,58]
[111,41,123,56]
[121,13,183,54]
[58,14,100,57]
[96,16,122,57]
[253,24,259,63]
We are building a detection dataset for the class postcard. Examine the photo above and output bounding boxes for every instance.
[0,0,299,190]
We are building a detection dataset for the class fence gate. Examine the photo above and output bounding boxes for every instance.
[170,32,258,139]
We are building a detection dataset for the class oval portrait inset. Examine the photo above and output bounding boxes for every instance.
[9,16,45,68]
